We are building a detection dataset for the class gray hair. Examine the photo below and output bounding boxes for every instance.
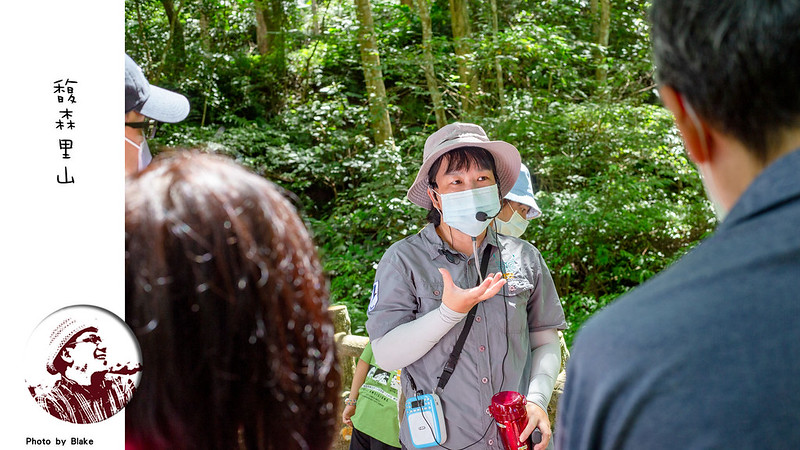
[650,0,800,162]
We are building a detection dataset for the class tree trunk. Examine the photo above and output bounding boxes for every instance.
[592,0,611,83]
[255,2,269,55]
[254,0,287,76]
[400,0,414,8]
[449,0,475,114]
[254,0,282,56]
[311,0,320,35]
[354,0,394,146]
[416,0,446,128]
[160,0,186,76]
[198,10,211,52]
[489,0,505,107]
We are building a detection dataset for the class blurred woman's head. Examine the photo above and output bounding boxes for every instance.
[125,150,340,449]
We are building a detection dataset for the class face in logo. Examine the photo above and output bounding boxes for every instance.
[65,330,108,376]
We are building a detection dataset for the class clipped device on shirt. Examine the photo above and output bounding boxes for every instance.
[438,247,458,264]
[405,392,447,447]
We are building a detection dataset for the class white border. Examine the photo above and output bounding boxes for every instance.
[1,0,124,447]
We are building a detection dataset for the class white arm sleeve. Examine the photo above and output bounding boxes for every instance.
[526,328,562,412]
[371,304,467,371]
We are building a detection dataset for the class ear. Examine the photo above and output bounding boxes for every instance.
[659,86,712,165]
[427,187,441,210]
[60,347,74,365]
[125,110,143,122]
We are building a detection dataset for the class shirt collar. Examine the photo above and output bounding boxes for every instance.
[719,147,800,231]
[419,223,500,261]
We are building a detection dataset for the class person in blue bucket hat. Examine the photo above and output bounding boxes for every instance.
[493,163,541,238]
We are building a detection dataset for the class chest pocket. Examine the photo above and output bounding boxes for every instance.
[503,277,534,334]
[415,280,445,317]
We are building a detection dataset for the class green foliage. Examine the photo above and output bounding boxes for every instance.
[131,0,714,347]
[309,138,424,334]
[473,97,715,344]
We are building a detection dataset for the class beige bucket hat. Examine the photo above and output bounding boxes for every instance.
[407,122,521,209]
[46,318,94,374]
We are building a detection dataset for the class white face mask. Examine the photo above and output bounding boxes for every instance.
[684,102,728,221]
[125,136,153,171]
[139,139,152,170]
[495,209,530,238]
[697,163,728,222]
[434,184,502,237]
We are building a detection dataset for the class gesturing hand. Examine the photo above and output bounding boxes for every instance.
[438,268,507,314]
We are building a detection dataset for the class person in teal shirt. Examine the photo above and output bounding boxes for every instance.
[342,342,401,449]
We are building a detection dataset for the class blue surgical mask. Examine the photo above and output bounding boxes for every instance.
[435,184,502,237]
[495,210,530,238]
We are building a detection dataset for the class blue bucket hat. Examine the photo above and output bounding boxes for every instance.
[504,163,541,219]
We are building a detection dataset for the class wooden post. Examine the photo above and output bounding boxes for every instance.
[330,305,354,389]
[328,305,370,450]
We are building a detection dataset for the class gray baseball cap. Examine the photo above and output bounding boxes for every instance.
[125,54,190,123]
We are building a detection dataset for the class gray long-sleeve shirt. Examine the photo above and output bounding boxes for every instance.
[367,224,565,449]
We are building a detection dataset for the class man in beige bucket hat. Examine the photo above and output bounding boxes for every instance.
[33,318,137,423]
[366,123,565,449]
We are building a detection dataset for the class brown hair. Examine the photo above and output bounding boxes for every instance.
[125,150,341,449]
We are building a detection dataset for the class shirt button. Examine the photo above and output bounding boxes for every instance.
[475,316,481,322]
[433,290,440,296]
[482,377,488,384]
[479,345,486,352]
[485,407,491,415]
[488,439,494,446]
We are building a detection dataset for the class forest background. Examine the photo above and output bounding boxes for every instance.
[126,0,716,346]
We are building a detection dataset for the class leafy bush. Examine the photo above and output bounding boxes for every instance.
[490,98,715,344]
[154,98,713,345]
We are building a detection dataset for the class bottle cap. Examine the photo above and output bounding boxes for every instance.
[488,391,527,422]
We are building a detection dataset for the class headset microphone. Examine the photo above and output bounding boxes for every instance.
[476,211,495,221]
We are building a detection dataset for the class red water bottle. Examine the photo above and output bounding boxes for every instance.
[488,391,542,450]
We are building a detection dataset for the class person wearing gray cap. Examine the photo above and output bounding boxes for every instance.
[124,54,189,175]
[366,123,565,449]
